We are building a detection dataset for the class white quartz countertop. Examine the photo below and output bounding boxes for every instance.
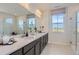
[0,32,48,55]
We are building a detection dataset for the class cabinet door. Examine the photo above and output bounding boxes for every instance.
[23,40,36,54]
[35,41,41,55]
[40,37,44,52]
[45,34,47,46]
[10,48,22,55]
[44,34,48,47]
[43,35,46,48]
[46,34,48,45]
[40,33,48,53]
[25,47,35,55]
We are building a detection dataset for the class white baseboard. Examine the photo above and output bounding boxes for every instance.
[48,41,70,45]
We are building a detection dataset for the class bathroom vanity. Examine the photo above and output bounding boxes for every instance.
[0,32,48,55]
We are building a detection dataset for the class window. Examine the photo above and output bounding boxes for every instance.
[18,19,24,30]
[5,17,13,35]
[28,17,36,28]
[6,18,13,24]
[77,12,79,32]
[52,13,64,32]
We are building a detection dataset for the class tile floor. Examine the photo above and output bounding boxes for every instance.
[41,43,74,55]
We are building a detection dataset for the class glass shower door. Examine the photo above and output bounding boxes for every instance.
[76,12,79,54]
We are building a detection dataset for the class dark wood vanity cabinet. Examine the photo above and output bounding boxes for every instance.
[40,33,48,53]
[10,33,48,55]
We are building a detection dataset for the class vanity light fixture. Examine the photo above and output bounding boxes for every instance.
[35,9,42,18]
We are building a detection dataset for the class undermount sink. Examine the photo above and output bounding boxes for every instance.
[0,35,16,45]
[1,40,16,45]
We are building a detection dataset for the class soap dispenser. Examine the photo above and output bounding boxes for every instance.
[26,32,28,37]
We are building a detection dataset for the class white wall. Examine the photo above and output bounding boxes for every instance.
[40,8,69,45]
[39,4,79,47]
[50,9,70,45]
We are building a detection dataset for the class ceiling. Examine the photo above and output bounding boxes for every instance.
[0,3,78,16]
[30,3,78,11]
[0,3,32,16]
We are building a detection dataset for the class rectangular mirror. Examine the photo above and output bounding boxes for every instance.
[0,3,36,36]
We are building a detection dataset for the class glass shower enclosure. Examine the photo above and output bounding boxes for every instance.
[72,11,79,54]
[76,12,79,54]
